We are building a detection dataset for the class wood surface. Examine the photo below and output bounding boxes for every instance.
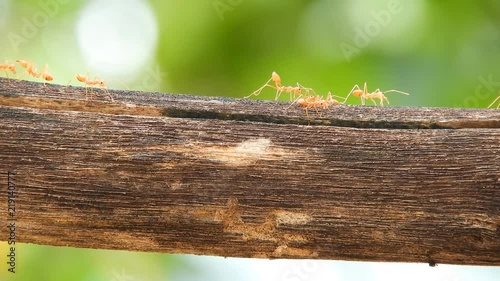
[0,78,499,266]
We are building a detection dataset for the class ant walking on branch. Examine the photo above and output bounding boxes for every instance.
[76,73,114,102]
[294,91,345,119]
[16,60,39,78]
[344,82,410,106]
[246,72,315,101]
[16,60,54,83]
[39,64,54,82]
[0,61,16,78]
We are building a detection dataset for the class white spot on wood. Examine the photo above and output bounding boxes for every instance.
[234,138,271,154]
[275,211,313,225]
[273,245,318,258]
[206,138,274,166]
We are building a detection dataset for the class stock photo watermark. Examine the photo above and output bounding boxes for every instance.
[339,0,403,62]
[6,171,17,274]
[281,260,319,281]
[8,0,70,53]
[110,268,136,281]
[454,74,500,108]
[213,0,243,21]
[139,64,168,92]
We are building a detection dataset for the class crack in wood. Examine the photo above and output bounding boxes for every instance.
[1,78,500,129]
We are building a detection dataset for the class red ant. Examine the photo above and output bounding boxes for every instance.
[16,60,39,78]
[345,82,409,106]
[76,73,114,101]
[0,61,16,78]
[295,91,344,119]
[246,72,314,101]
[39,64,54,82]
[296,92,342,108]
[16,60,54,83]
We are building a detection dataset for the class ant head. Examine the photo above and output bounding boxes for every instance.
[44,75,54,81]
[353,89,364,97]
[9,65,16,73]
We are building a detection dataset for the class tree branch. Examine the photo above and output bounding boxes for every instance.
[0,78,499,265]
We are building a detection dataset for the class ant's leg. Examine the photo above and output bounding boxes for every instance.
[363,83,369,105]
[304,107,310,123]
[377,97,384,106]
[358,94,365,105]
[329,92,347,101]
[85,85,90,100]
[102,87,114,102]
[384,89,410,96]
[312,104,320,116]
[93,76,113,101]
[1,70,12,84]
[88,85,97,101]
[288,94,304,109]
[343,84,361,104]
[245,78,273,98]
[383,95,389,106]
[246,83,275,99]
[488,95,500,109]
[297,83,317,102]
[366,94,378,106]
[274,87,285,100]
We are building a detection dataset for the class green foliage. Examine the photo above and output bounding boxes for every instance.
[150,0,500,108]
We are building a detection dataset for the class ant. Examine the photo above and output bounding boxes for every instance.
[16,60,54,83]
[76,73,114,102]
[39,64,54,82]
[324,91,345,105]
[297,95,327,109]
[295,92,344,119]
[488,92,500,109]
[296,92,343,108]
[0,61,16,78]
[345,82,410,106]
[246,72,314,101]
[295,95,326,120]
[16,60,39,79]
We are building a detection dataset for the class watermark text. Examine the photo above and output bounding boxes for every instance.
[6,171,17,274]
[340,0,403,61]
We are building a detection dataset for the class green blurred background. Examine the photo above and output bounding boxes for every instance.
[1,0,500,107]
[1,0,500,280]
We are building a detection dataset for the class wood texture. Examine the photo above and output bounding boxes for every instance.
[0,78,499,266]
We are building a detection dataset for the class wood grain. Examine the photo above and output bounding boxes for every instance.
[0,78,499,265]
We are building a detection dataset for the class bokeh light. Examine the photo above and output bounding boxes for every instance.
[76,0,158,78]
